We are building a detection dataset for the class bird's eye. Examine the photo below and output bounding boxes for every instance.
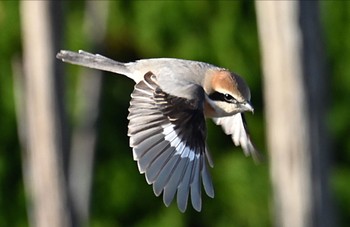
[224,93,237,103]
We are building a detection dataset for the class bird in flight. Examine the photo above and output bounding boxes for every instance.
[56,50,259,212]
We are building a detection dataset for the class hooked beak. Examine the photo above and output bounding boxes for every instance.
[241,101,254,113]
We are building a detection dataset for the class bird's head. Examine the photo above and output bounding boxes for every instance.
[204,69,254,117]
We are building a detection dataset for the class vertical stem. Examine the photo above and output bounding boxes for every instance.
[255,2,312,227]
[255,1,333,227]
[20,1,70,227]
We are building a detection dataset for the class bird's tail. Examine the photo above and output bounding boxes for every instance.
[56,50,132,78]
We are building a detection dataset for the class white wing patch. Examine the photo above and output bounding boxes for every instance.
[162,123,197,161]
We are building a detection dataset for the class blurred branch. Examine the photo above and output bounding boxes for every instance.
[19,1,70,227]
[255,1,332,227]
[68,1,109,226]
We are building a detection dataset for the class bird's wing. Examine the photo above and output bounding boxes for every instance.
[128,72,214,212]
[212,114,261,162]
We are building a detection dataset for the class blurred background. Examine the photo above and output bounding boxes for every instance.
[0,1,349,227]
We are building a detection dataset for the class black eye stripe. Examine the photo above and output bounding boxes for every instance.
[208,92,225,102]
[208,92,237,103]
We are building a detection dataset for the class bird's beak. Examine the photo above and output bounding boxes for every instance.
[241,102,254,113]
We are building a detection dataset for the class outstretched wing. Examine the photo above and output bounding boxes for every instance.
[128,72,214,212]
[212,114,261,162]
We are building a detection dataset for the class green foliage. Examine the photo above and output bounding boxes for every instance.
[0,1,27,226]
[321,2,350,163]
[321,2,350,225]
[0,1,349,226]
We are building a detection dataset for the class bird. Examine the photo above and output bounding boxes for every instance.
[56,50,259,212]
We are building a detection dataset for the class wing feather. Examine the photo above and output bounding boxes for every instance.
[128,72,214,212]
[212,114,261,162]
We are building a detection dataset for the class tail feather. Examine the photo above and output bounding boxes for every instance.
[56,50,132,78]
